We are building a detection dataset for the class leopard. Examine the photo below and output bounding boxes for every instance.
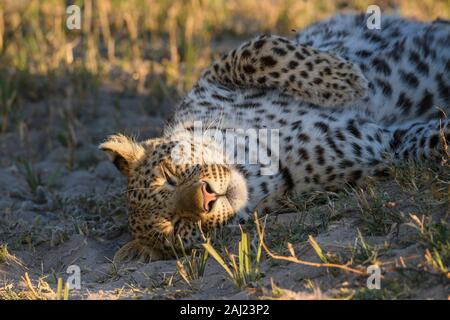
[99,13,450,262]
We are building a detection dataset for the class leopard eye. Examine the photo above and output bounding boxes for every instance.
[166,175,177,186]
[160,165,177,186]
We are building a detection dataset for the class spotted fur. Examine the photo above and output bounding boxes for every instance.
[101,13,450,261]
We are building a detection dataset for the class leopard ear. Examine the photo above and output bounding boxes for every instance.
[99,134,145,177]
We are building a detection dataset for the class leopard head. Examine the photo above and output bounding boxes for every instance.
[99,133,248,260]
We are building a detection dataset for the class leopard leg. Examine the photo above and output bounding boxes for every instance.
[202,34,368,107]
[390,119,450,162]
[113,240,165,264]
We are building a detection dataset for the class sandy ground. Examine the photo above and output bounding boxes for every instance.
[0,70,449,299]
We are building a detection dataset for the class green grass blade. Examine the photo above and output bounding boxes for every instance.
[243,232,251,276]
[202,242,233,279]
[199,249,209,277]
[229,254,241,287]
[308,235,328,263]
[63,283,69,300]
[238,239,244,279]
[56,278,62,300]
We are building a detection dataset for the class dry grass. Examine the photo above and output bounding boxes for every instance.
[0,244,23,267]
[0,273,59,300]
[0,1,449,127]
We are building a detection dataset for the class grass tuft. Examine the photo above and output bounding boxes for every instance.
[175,236,209,286]
[352,183,406,235]
[202,228,263,289]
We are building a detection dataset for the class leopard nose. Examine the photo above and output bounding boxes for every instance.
[201,182,217,212]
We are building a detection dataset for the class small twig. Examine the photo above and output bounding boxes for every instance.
[378,254,421,268]
[253,212,367,276]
